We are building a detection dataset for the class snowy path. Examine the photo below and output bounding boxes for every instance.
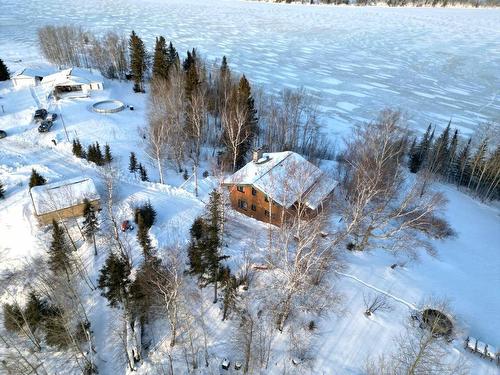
[335,270,418,311]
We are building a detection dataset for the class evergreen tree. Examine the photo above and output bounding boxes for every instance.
[82,199,99,256]
[129,152,138,173]
[134,201,157,228]
[98,252,131,308]
[0,59,10,81]
[3,302,23,332]
[129,30,147,93]
[429,121,451,175]
[43,306,69,349]
[467,137,488,189]
[137,214,154,260]
[457,138,472,187]
[221,269,238,321]
[0,180,5,199]
[94,142,104,165]
[24,291,45,331]
[446,129,459,182]
[72,138,84,158]
[235,75,258,169]
[152,36,169,81]
[104,143,113,164]
[29,168,46,188]
[187,217,206,276]
[139,163,149,181]
[204,189,226,303]
[167,42,179,69]
[48,220,72,281]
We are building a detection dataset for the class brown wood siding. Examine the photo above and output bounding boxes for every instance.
[224,184,285,226]
[37,199,100,225]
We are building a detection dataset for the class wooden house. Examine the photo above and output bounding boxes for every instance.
[222,150,337,226]
[30,177,100,225]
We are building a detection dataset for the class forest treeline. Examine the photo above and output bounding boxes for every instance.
[255,0,500,7]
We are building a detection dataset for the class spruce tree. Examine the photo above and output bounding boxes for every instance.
[98,252,131,308]
[94,142,104,166]
[235,75,258,169]
[446,129,459,182]
[0,59,10,81]
[188,217,206,276]
[48,220,72,281]
[134,201,156,228]
[72,139,84,158]
[129,152,138,173]
[139,163,149,181]
[0,180,5,199]
[29,169,46,188]
[104,143,113,164]
[221,268,238,321]
[152,36,169,81]
[82,199,99,256]
[24,291,45,331]
[166,42,179,70]
[129,30,147,93]
[429,121,451,175]
[457,138,472,187]
[137,214,154,260]
[2,302,23,332]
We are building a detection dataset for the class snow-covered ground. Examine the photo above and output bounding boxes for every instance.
[1,0,499,135]
[1,1,499,373]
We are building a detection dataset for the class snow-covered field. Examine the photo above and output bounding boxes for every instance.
[1,0,499,135]
[1,1,500,374]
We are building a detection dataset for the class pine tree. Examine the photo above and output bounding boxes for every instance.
[204,189,226,303]
[72,139,84,158]
[446,129,459,182]
[0,180,5,199]
[0,59,10,81]
[152,36,169,81]
[48,220,72,281]
[221,269,238,321]
[188,217,206,276]
[82,199,99,256]
[167,42,179,68]
[104,143,113,164]
[24,291,45,331]
[457,138,472,187]
[94,142,104,165]
[429,121,451,175]
[29,169,46,188]
[2,302,23,332]
[129,30,147,93]
[129,152,138,173]
[235,75,258,169]
[98,252,131,308]
[134,201,157,228]
[137,214,154,260]
[139,163,149,181]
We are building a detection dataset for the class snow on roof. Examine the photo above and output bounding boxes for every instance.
[224,151,337,209]
[30,177,100,216]
[41,68,102,87]
[304,173,338,210]
[13,67,58,78]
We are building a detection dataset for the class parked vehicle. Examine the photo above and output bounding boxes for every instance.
[46,113,58,122]
[121,220,134,232]
[34,109,48,122]
[38,120,53,133]
[0,130,6,139]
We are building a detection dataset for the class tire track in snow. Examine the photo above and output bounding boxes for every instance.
[335,270,417,311]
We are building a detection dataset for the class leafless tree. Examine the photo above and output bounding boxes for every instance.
[363,292,392,316]
[337,110,453,258]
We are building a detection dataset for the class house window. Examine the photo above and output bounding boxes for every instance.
[264,209,270,216]
[251,204,257,211]
[237,185,244,193]
[252,187,257,196]
[238,199,248,210]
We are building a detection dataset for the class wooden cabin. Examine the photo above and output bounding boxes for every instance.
[222,150,337,226]
[30,177,100,225]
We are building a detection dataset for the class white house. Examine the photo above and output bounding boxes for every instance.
[11,67,57,88]
[41,68,104,98]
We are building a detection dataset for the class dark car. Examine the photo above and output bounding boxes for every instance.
[38,120,53,133]
[34,109,48,122]
[46,113,58,122]
[0,130,6,139]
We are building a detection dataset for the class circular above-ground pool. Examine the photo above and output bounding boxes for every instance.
[92,100,125,114]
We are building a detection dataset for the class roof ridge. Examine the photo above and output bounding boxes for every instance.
[252,151,293,190]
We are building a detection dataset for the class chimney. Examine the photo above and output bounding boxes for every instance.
[252,147,263,163]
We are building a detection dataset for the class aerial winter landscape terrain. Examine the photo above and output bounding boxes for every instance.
[0,0,499,374]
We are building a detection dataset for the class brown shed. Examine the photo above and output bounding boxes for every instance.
[222,151,337,226]
[29,177,100,225]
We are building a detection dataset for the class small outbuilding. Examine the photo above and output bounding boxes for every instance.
[11,67,57,88]
[41,68,104,99]
[29,177,100,225]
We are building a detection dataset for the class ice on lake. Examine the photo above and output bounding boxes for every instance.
[0,0,499,134]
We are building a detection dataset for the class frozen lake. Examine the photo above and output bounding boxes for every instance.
[1,0,499,134]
